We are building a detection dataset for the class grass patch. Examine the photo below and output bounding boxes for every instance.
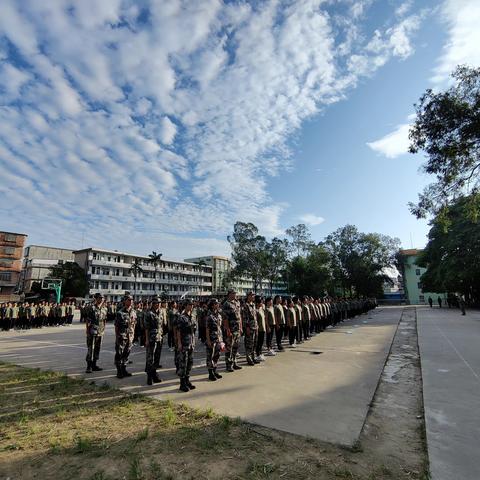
[0,361,427,480]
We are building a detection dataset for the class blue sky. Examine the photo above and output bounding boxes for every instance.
[1,0,479,260]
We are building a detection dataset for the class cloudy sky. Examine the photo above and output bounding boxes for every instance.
[1,0,479,260]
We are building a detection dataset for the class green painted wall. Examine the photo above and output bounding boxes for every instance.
[403,253,447,305]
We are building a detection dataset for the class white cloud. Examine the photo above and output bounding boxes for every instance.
[159,117,177,145]
[0,0,425,257]
[299,214,325,227]
[432,0,480,84]
[367,121,411,158]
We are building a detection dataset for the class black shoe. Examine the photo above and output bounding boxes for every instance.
[247,360,255,366]
[208,369,217,381]
[85,362,92,374]
[253,359,261,364]
[122,366,132,377]
[233,364,242,370]
[92,362,103,371]
[226,365,234,372]
[213,369,222,379]
[186,377,196,390]
[179,378,189,392]
[152,371,162,383]
[116,367,124,379]
[147,374,153,386]
[128,360,133,364]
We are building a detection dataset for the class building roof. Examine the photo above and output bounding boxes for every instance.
[400,248,423,256]
[73,247,212,268]
[25,245,74,252]
[0,231,28,237]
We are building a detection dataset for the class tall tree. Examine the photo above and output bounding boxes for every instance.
[48,262,89,298]
[228,222,267,293]
[409,65,480,219]
[417,194,480,302]
[285,224,314,257]
[148,251,162,294]
[130,259,143,300]
[286,244,333,297]
[263,237,289,294]
[323,225,400,297]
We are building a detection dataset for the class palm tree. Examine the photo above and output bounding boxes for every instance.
[131,258,143,300]
[149,251,163,294]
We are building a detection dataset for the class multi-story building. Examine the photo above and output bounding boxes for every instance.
[400,249,447,305]
[0,231,27,301]
[74,248,213,301]
[20,245,75,293]
[184,255,288,297]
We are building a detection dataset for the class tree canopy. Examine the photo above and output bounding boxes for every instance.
[409,65,480,219]
[417,194,480,302]
[49,262,89,298]
[322,225,400,297]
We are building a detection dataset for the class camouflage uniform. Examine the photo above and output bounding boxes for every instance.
[243,300,258,365]
[114,303,137,378]
[176,310,196,390]
[206,310,223,372]
[222,298,242,371]
[144,306,164,383]
[85,302,107,372]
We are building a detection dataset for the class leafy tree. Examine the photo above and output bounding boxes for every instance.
[228,222,267,293]
[130,259,143,299]
[409,65,480,219]
[148,251,162,294]
[285,224,315,257]
[286,244,333,297]
[263,237,289,294]
[417,194,480,302]
[323,225,400,297]
[48,262,89,298]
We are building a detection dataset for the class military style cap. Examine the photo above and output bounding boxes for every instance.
[151,295,160,303]
[93,293,104,299]
[227,288,237,295]
[123,294,133,301]
[246,291,254,296]
[184,298,194,305]
[208,298,219,307]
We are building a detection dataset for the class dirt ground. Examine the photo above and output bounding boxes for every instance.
[0,308,428,480]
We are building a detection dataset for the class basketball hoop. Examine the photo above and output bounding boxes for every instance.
[42,278,63,303]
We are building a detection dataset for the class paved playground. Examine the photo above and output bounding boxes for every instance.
[0,307,401,446]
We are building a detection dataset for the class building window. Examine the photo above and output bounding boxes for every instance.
[3,247,15,255]
[415,269,421,276]
[417,282,422,289]
[4,234,16,242]
[419,295,425,302]
[0,272,12,281]
[0,259,13,267]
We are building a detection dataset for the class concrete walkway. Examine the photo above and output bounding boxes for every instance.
[0,307,401,446]
[417,306,480,480]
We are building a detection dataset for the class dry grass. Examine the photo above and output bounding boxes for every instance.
[0,362,427,480]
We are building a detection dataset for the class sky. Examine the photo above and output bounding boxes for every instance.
[1,0,479,261]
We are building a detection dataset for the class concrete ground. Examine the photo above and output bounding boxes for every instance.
[0,307,401,446]
[417,306,480,480]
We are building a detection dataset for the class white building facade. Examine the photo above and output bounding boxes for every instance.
[74,248,213,301]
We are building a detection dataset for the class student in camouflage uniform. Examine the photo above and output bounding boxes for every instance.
[255,296,266,361]
[176,299,197,392]
[273,295,286,351]
[243,291,259,366]
[205,298,223,381]
[265,297,276,356]
[222,289,243,372]
[114,294,137,379]
[286,298,297,347]
[85,293,107,373]
[143,296,163,385]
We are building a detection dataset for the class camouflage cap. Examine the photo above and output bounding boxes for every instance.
[122,293,133,302]
[227,288,237,295]
[151,295,160,303]
[93,292,104,299]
